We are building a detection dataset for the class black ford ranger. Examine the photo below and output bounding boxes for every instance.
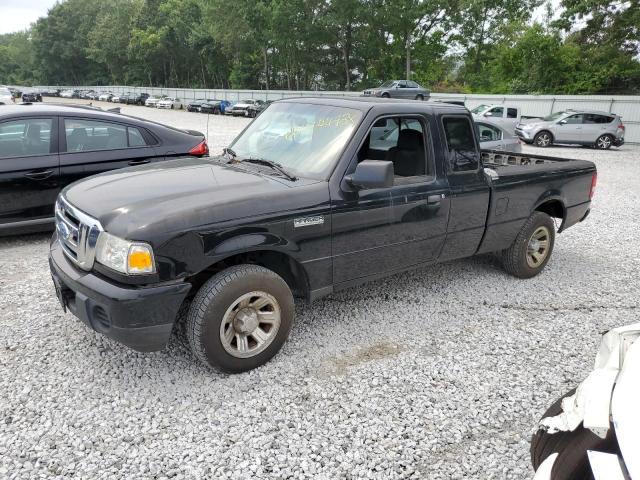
[49,97,597,373]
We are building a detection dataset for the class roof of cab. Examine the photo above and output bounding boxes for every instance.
[279,96,468,114]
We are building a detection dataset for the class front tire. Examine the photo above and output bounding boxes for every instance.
[415,94,424,101]
[534,131,553,147]
[595,134,613,150]
[501,212,555,278]
[186,265,294,373]
[531,389,620,480]
[381,92,390,98]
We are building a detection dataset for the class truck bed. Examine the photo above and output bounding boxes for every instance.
[481,150,596,176]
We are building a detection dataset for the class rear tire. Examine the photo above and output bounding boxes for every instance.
[501,212,555,278]
[534,131,553,147]
[186,265,294,373]
[531,389,620,480]
[595,134,613,150]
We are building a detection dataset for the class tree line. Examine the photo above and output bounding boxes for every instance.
[0,0,638,94]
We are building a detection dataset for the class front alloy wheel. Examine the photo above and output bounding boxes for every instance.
[186,264,294,373]
[219,291,281,358]
[534,132,552,147]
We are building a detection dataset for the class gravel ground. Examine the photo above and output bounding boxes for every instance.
[1,99,639,479]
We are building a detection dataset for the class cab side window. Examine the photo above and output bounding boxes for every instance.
[359,116,431,181]
[443,117,478,172]
[489,106,504,117]
[507,108,518,118]
[0,118,53,158]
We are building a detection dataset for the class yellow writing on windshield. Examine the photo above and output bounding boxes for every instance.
[283,112,357,141]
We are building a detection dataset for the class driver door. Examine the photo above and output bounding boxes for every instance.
[554,114,583,142]
[331,115,450,285]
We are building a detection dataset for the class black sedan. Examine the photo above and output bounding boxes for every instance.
[126,93,150,105]
[21,92,42,102]
[0,104,209,235]
[187,99,214,112]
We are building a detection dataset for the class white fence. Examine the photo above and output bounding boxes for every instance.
[36,85,640,143]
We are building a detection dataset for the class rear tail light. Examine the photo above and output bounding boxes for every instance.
[589,172,597,199]
[189,140,209,156]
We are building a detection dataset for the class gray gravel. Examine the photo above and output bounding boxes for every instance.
[1,99,639,479]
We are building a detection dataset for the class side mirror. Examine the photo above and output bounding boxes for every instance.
[559,120,567,125]
[345,160,394,190]
[484,112,493,117]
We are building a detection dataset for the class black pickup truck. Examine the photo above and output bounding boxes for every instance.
[49,98,597,373]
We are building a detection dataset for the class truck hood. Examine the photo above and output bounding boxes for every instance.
[63,158,300,242]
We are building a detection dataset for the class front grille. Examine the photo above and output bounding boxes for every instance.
[55,197,103,271]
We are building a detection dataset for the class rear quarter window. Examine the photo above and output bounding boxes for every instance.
[443,117,478,172]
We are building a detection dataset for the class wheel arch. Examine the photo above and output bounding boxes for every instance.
[188,247,311,301]
[535,129,554,142]
[534,196,567,231]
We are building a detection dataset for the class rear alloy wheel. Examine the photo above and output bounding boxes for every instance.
[186,264,294,373]
[595,134,613,150]
[501,211,555,278]
[534,131,553,148]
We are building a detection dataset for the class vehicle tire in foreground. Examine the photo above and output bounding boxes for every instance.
[415,94,424,101]
[381,92,390,98]
[534,131,553,147]
[501,211,555,278]
[186,265,294,373]
[595,134,613,150]
[531,388,620,480]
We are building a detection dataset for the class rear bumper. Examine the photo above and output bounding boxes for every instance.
[49,234,191,352]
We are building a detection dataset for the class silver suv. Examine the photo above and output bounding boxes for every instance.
[515,109,625,149]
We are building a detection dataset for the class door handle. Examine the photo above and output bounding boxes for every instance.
[128,159,150,166]
[24,169,54,180]
[427,194,442,205]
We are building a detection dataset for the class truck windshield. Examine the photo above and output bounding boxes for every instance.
[229,102,362,180]
[470,104,491,114]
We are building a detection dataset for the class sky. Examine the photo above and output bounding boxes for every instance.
[0,0,59,35]
[0,0,560,36]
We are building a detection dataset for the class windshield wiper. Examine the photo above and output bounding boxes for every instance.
[241,158,298,181]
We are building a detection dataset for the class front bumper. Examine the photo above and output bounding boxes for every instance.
[49,234,191,352]
[514,128,534,142]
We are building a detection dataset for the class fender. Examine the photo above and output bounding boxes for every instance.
[533,191,567,231]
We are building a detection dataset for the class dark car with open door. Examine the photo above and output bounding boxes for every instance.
[0,103,209,235]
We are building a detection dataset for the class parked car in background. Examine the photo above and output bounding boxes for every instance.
[60,90,80,99]
[225,99,264,116]
[80,90,96,100]
[0,103,209,235]
[87,91,101,101]
[157,97,183,109]
[0,86,15,105]
[531,322,639,480]
[516,110,625,149]
[362,80,430,100]
[21,91,43,103]
[8,87,22,100]
[187,99,215,112]
[471,104,523,133]
[200,99,230,114]
[145,95,166,107]
[99,92,114,102]
[42,89,61,97]
[475,120,521,152]
[247,100,271,118]
[111,94,122,103]
[118,93,132,104]
[126,93,150,105]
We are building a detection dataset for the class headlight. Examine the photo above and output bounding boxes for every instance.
[95,232,155,275]
[522,124,535,130]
